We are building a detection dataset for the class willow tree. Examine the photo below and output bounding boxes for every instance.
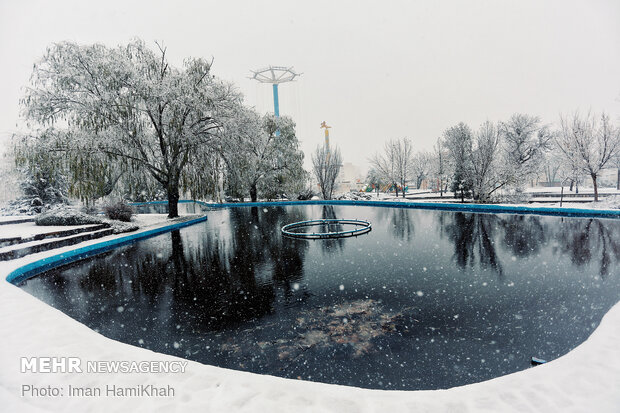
[19,40,240,217]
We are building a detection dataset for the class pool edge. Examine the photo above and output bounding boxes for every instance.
[132,199,620,220]
[5,215,208,285]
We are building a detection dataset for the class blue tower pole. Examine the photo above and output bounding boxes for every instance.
[273,83,280,136]
[272,83,280,117]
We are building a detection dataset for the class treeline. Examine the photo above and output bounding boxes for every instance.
[369,113,620,202]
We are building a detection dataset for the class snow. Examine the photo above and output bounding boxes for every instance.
[0,216,34,224]
[0,223,102,240]
[131,213,171,226]
[0,208,619,412]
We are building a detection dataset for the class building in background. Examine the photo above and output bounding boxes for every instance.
[335,162,364,193]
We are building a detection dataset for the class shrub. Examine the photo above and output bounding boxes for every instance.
[104,201,134,222]
[296,187,316,201]
[36,208,102,226]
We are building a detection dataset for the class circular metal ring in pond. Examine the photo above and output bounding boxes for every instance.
[281,218,372,239]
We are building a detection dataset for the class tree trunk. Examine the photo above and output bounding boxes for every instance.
[250,183,258,202]
[592,173,599,202]
[617,168,620,190]
[167,183,180,218]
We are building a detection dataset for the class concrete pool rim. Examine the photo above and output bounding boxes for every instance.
[5,215,208,285]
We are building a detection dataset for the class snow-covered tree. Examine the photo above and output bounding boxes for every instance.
[498,114,552,188]
[365,167,384,194]
[470,121,501,202]
[443,122,474,202]
[312,144,342,200]
[410,151,432,189]
[555,112,620,201]
[369,138,412,197]
[223,109,306,202]
[431,139,449,196]
[19,40,240,217]
[393,138,413,197]
[369,142,398,196]
[541,147,564,185]
[442,116,552,202]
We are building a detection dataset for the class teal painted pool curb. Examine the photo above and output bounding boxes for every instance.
[6,215,208,285]
[132,199,620,219]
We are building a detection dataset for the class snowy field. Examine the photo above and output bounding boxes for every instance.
[1,207,619,412]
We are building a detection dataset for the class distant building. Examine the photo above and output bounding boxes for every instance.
[335,162,365,193]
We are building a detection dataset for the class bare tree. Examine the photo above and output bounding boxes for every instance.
[499,114,552,187]
[432,139,449,196]
[410,151,432,189]
[369,141,397,196]
[541,147,564,185]
[470,121,502,201]
[612,152,620,190]
[369,138,412,198]
[312,144,342,200]
[393,138,414,197]
[555,112,620,201]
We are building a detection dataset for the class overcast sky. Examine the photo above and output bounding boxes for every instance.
[1,0,619,171]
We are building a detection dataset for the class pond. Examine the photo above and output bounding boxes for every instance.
[18,205,620,390]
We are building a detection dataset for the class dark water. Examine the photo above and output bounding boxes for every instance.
[19,205,620,390]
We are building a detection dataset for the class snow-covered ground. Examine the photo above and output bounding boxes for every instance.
[0,223,102,240]
[1,207,619,412]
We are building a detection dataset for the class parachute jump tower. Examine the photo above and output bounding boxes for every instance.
[250,66,301,135]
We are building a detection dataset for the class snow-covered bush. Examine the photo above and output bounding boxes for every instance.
[296,187,316,200]
[336,192,373,201]
[0,165,69,215]
[595,195,620,209]
[36,209,102,226]
[104,201,133,222]
[35,207,138,233]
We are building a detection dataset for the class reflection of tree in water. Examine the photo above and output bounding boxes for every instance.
[319,205,345,254]
[439,212,620,280]
[500,215,547,258]
[59,207,311,332]
[375,206,415,241]
[441,212,503,276]
[556,218,620,279]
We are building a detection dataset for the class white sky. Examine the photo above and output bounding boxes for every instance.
[1,0,619,172]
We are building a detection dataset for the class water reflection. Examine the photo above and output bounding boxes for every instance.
[19,205,620,391]
[438,212,620,279]
[375,207,415,241]
[441,212,504,276]
[500,215,547,258]
[556,218,620,279]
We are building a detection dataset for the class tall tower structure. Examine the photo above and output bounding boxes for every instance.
[250,66,301,118]
[320,121,331,161]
